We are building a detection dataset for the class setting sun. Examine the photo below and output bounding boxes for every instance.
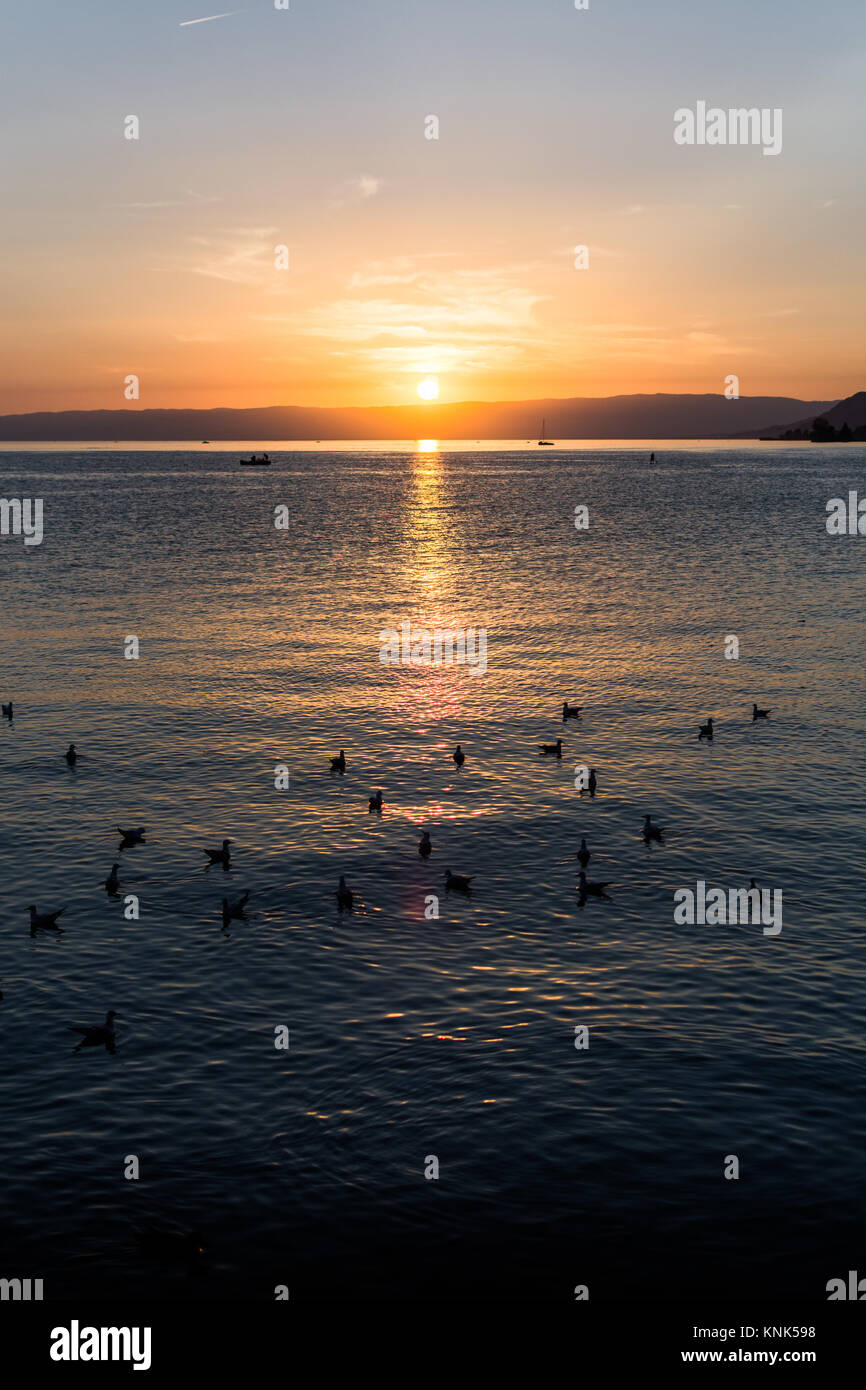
[417,376,439,401]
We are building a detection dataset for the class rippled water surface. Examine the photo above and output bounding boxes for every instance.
[1,444,864,1301]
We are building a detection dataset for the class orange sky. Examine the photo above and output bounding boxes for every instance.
[2,1,864,414]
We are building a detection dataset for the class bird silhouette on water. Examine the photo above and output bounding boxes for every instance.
[336,876,354,911]
[643,815,665,843]
[577,837,591,867]
[222,891,249,926]
[587,769,598,798]
[368,789,383,812]
[453,745,465,767]
[698,718,714,740]
[577,871,612,901]
[2,701,12,720]
[562,702,582,721]
[68,1010,118,1052]
[65,743,77,766]
[752,703,771,720]
[330,749,346,773]
[105,863,121,895]
[419,830,432,858]
[117,826,146,849]
[445,869,473,893]
[29,904,66,934]
[540,738,563,757]
[204,839,232,868]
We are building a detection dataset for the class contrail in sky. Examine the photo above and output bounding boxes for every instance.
[179,11,241,25]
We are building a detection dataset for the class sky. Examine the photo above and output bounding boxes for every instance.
[0,0,864,413]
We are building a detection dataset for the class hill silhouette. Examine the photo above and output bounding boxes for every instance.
[0,393,835,441]
[755,391,866,441]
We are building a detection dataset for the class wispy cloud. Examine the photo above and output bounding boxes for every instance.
[331,175,384,208]
[179,11,240,26]
[255,259,550,377]
[163,227,288,288]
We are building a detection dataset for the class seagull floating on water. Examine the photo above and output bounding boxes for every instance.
[562,702,582,721]
[117,826,146,848]
[540,738,563,757]
[105,863,121,895]
[577,871,612,899]
[222,890,249,924]
[368,789,383,812]
[577,837,591,867]
[65,743,77,766]
[698,718,714,740]
[419,830,432,858]
[68,1010,118,1051]
[29,904,66,933]
[204,839,232,867]
[643,815,665,843]
[330,749,346,773]
[453,745,465,767]
[445,869,473,893]
[752,704,771,720]
[336,875,354,911]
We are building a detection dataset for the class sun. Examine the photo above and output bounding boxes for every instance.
[416,376,439,401]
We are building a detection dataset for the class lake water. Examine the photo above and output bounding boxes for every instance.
[1,443,864,1301]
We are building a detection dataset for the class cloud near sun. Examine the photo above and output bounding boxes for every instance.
[274,261,550,382]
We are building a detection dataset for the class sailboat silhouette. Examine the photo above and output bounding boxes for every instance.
[538,418,554,445]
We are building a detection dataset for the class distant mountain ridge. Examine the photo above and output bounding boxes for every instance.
[0,393,837,441]
[754,391,866,440]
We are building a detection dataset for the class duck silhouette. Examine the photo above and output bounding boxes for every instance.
[2,701,12,720]
[562,702,582,721]
[336,876,354,911]
[540,739,563,757]
[453,745,465,767]
[752,704,771,720]
[419,830,432,858]
[577,871,612,899]
[117,826,146,849]
[330,749,346,773]
[368,789,384,812]
[65,743,77,766]
[587,769,598,798]
[698,718,714,740]
[577,837,591,867]
[445,869,473,893]
[29,904,66,933]
[105,863,121,895]
[642,815,665,843]
[222,891,249,926]
[204,839,232,868]
[68,1009,118,1051]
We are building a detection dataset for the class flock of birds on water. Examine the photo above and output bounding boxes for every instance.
[2,694,775,1058]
